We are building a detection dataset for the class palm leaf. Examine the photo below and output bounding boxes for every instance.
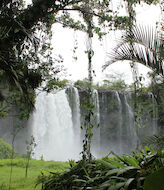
[103,24,164,77]
[143,135,164,150]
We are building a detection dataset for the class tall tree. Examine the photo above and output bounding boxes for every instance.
[0,0,127,116]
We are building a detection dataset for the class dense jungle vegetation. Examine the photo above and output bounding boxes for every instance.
[0,0,163,189]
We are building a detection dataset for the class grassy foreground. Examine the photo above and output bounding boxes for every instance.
[0,158,70,190]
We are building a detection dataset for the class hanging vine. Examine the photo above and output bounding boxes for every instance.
[80,0,95,161]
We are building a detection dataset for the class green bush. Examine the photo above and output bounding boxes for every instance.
[0,138,17,159]
[74,78,90,88]
[38,146,164,190]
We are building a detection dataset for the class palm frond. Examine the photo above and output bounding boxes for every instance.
[143,135,164,150]
[103,24,164,77]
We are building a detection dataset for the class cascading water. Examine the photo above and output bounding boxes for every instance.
[91,89,101,157]
[0,88,159,161]
[66,87,81,132]
[66,87,82,155]
[114,91,123,153]
[123,93,138,150]
[92,89,100,124]
[98,90,143,156]
[30,89,81,161]
[98,90,125,156]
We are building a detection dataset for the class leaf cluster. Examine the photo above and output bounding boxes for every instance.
[38,145,164,190]
[103,24,164,76]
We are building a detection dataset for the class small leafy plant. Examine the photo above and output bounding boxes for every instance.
[25,136,37,178]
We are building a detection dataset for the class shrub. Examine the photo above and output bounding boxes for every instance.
[0,138,17,159]
[38,146,164,190]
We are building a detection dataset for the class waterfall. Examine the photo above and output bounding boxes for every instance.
[66,87,81,132]
[91,89,100,157]
[66,87,82,154]
[0,88,159,161]
[123,93,138,150]
[31,89,81,161]
[98,90,124,155]
[151,93,158,134]
[114,91,123,153]
[92,89,100,124]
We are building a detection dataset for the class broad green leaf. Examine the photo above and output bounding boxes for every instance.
[110,176,126,181]
[73,179,86,183]
[107,159,125,168]
[106,168,121,176]
[122,156,140,168]
[124,178,135,190]
[117,166,138,177]
[108,182,125,190]
[96,160,116,169]
[99,180,113,189]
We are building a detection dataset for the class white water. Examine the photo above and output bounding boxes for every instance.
[0,87,159,161]
[91,89,101,157]
[66,87,82,155]
[26,88,158,161]
[124,93,138,148]
[67,87,81,133]
[115,91,123,153]
[31,90,81,161]
[92,89,100,124]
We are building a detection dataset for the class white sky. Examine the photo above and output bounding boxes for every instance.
[25,0,162,85]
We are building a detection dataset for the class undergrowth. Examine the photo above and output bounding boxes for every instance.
[38,147,164,190]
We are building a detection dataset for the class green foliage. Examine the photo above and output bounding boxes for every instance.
[101,79,128,91]
[0,0,65,116]
[25,136,37,178]
[43,79,69,92]
[74,75,128,91]
[147,72,164,125]
[143,135,164,151]
[74,78,90,89]
[0,139,17,159]
[0,0,160,118]
[39,146,164,190]
[103,24,164,90]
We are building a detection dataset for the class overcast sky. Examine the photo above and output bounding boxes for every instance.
[25,0,161,85]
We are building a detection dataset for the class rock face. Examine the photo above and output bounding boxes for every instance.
[0,87,159,160]
[78,89,158,156]
[0,107,30,154]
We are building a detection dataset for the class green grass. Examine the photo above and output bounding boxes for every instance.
[0,158,70,190]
